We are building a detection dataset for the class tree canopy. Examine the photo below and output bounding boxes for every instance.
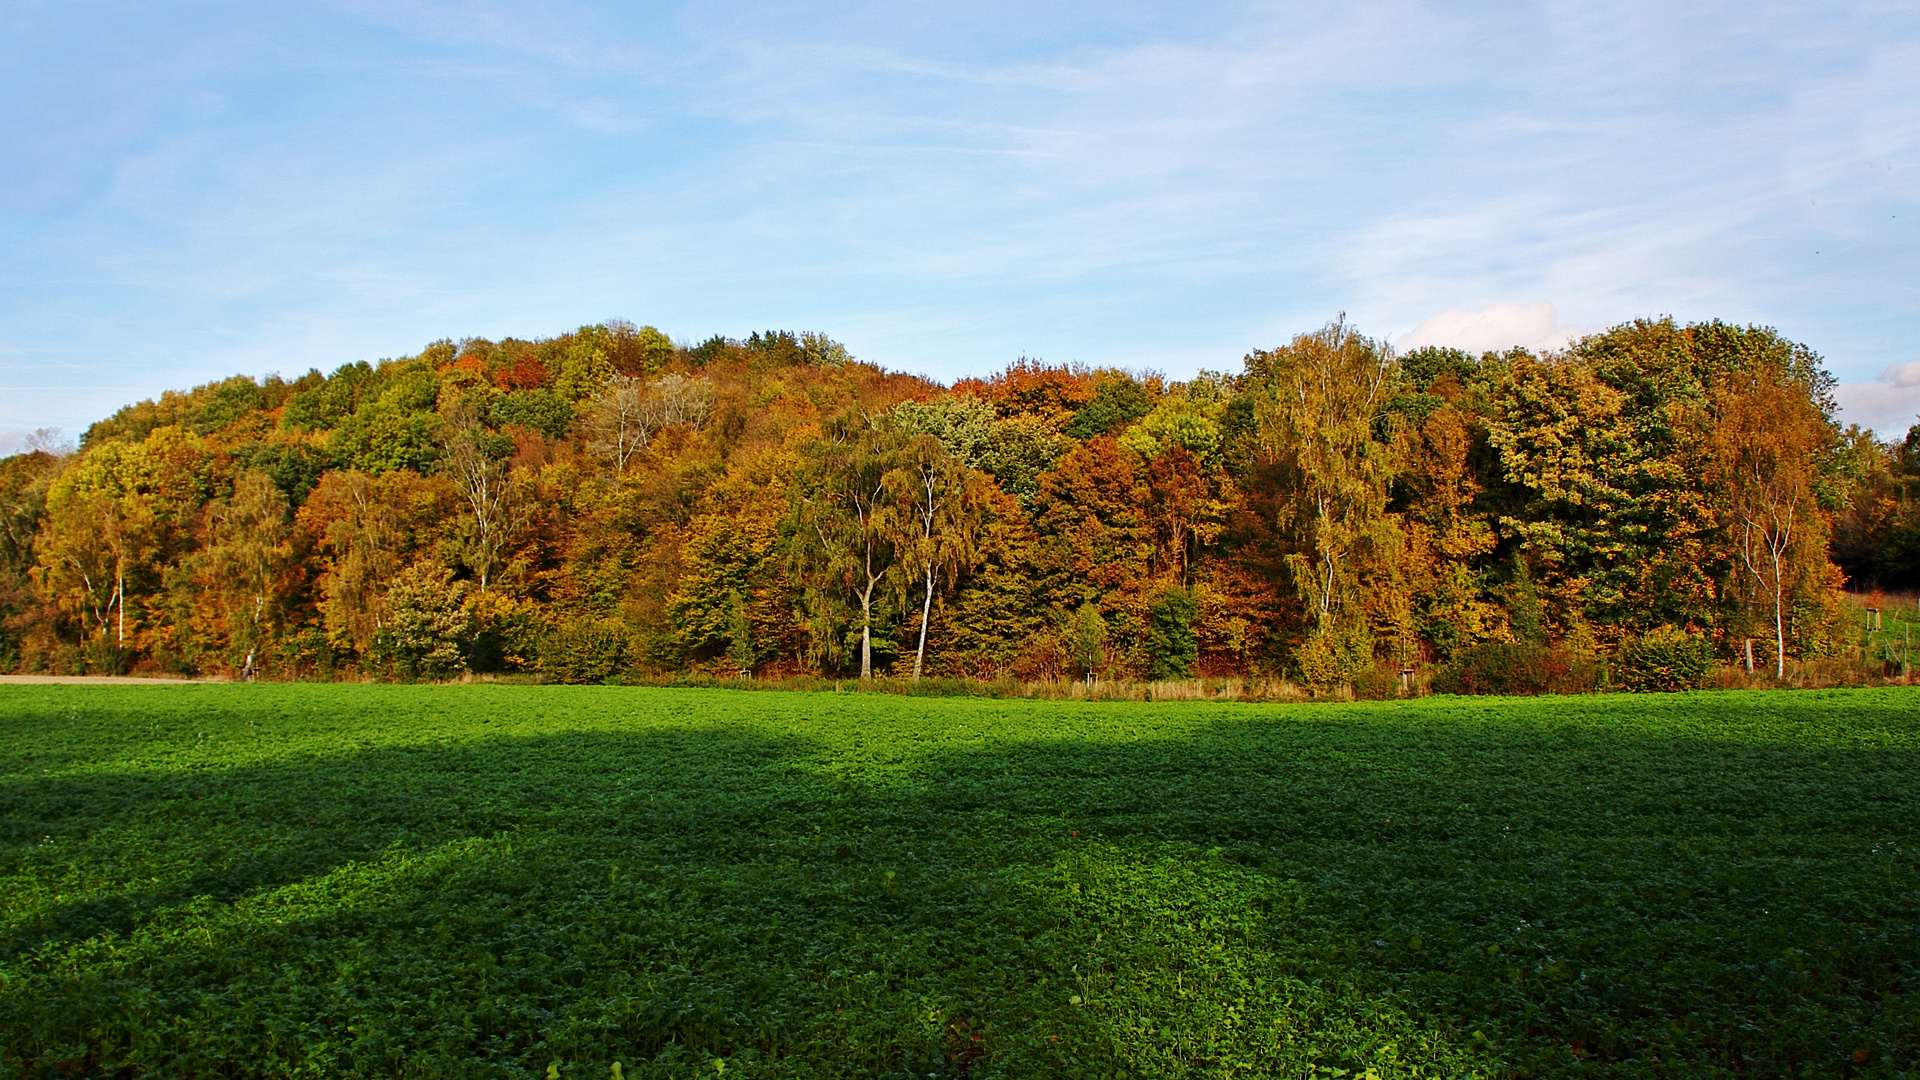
[0,317,1905,686]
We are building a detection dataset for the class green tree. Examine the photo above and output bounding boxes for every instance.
[1145,589,1198,679]
[374,562,472,678]
[1070,600,1108,684]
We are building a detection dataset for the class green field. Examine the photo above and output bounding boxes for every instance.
[3,687,1918,1078]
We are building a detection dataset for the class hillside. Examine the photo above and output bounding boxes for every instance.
[0,317,1915,684]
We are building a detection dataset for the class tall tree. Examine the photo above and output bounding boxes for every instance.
[794,424,902,679]
[1709,364,1837,677]
[1248,318,1401,655]
[201,471,295,679]
[884,434,990,680]
[441,401,520,593]
[298,469,449,655]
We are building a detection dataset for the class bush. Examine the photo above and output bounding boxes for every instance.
[1432,642,1598,696]
[1295,624,1373,692]
[371,563,473,679]
[540,618,632,684]
[1614,626,1712,692]
[1145,590,1197,680]
[1351,662,1402,700]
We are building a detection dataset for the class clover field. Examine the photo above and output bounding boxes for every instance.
[3,685,1918,1078]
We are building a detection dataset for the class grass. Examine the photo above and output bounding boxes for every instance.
[2,686,1917,1078]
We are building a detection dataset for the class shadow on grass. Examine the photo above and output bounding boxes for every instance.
[3,694,1919,1078]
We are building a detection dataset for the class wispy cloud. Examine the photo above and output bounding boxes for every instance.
[0,1,1914,433]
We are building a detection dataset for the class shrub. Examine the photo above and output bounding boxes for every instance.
[1145,590,1197,680]
[371,563,473,679]
[1351,661,1401,700]
[540,618,632,684]
[1295,624,1373,692]
[1614,626,1712,692]
[1432,642,1598,696]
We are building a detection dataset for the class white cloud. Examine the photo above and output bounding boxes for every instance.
[1396,302,1582,354]
[1834,382,1920,437]
[1878,360,1920,388]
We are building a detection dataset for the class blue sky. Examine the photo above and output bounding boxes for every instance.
[2,0,1917,444]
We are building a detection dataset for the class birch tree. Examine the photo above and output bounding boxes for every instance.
[441,401,520,594]
[1249,317,1401,640]
[584,373,716,473]
[1710,366,1835,678]
[202,471,293,679]
[794,425,901,679]
[884,434,990,681]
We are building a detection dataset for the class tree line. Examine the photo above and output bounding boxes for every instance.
[3,316,1916,688]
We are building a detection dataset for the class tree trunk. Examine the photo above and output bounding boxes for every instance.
[859,591,873,680]
[913,565,933,681]
[1774,595,1786,681]
[1745,638,1754,674]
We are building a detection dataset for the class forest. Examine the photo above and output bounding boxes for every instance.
[2,316,1917,690]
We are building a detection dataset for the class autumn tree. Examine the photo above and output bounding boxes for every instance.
[1031,436,1152,630]
[441,400,520,593]
[0,452,53,666]
[35,429,207,665]
[583,373,716,473]
[1248,318,1400,679]
[793,423,902,679]
[200,471,295,678]
[37,493,147,662]
[1708,362,1838,677]
[299,469,449,657]
[884,434,991,680]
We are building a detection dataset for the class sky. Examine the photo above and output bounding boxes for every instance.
[2,0,1916,448]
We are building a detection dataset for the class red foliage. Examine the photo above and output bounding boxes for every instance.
[494,354,550,392]
[959,360,1093,428]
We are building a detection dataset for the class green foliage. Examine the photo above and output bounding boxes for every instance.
[1116,396,1224,463]
[82,375,268,446]
[981,415,1070,506]
[3,686,1918,1078]
[328,406,442,474]
[740,330,851,369]
[1614,624,1714,692]
[1144,589,1197,679]
[229,440,330,505]
[1294,622,1374,691]
[377,367,443,413]
[1070,601,1107,679]
[370,563,472,678]
[489,388,576,440]
[539,617,633,684]
[1064,373,1153,438]
[1397,346,1480,391]
[553,326,618,400]
[281,362,374,432]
